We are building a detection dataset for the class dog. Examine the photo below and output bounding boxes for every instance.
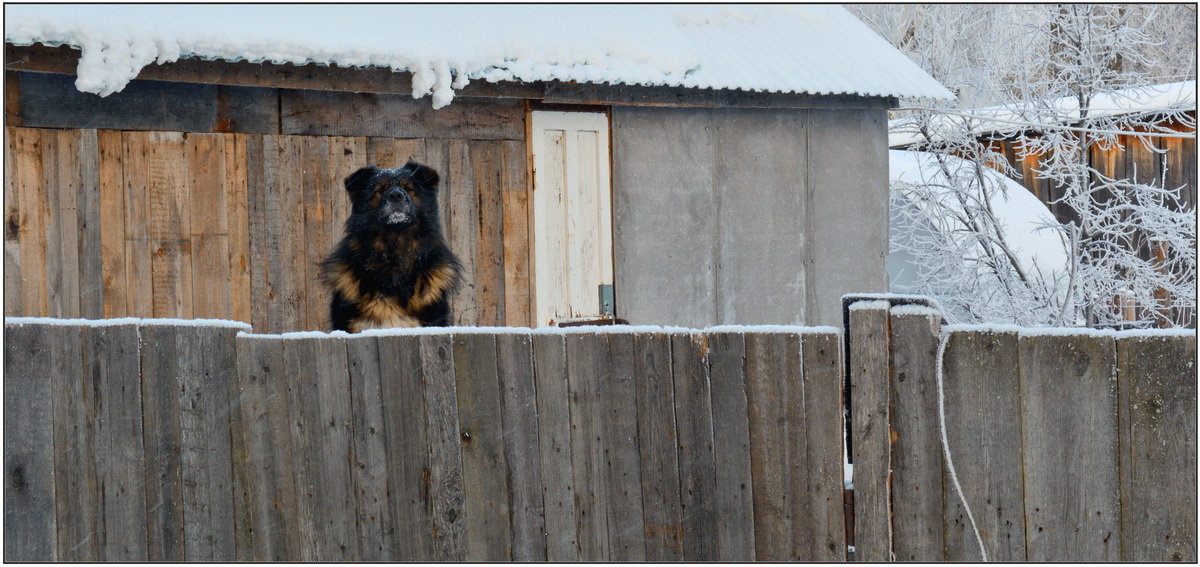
[320,162,461,332]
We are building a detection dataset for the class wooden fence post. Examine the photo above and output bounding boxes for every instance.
[564,332,611,560]
[603,333,647,561]
[632,331,683,561]
[800,330,847,561]
[1117,332,1198,562]
[706,330,755,561]
[670,332,719,561]
[887,308,944,561]
[4,323,58,561]
[531,333,578,562]
[419,333,467,561]
[848,301,892,561]
[495,332,547,561]
[744,330,795,560]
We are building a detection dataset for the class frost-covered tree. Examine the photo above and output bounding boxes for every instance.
[851,4,1197,327]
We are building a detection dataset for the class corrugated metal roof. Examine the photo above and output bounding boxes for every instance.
[5,4,952,107]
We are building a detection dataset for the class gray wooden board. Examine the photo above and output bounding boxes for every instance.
[1020,333,1120,561]
[941,330,1026,561]
[175,325,238,561]
[307,337,360,560]
[743,332,792,560]
[19,72,218,132]
[83,323,149,561]
[565,332,612,560]
[419,334,467,561]
[3,324,57,561]
[138,325,185,561]
[712,109,808,324]
[227,333,255,560]
[280,337,324,560]
[887,312,944,561]
[452,333,512,561]
[280,90,524,140]
[216,84,279,134]
[601,333,647,561]
[48,324,98,561]
[495,333,548,561]
[848,305,891,561]
[75,129,103,318]
[531,334,579,561]
[610,107,716,327]
[778,331,811,561]
[344,334,393,561]
[233,335,299,560]
[704,331,755,561]
[376,334,434,560]
[669,332,719,560]
[244,135,269,332]
[632,332,684,561]
[800,330,847,561]
[1117,334,1197,562]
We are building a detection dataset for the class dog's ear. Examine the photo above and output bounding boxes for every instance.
[344,166,380,194]
[402,161,440,189]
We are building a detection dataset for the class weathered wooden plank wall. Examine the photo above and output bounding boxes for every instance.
[3,125,531,331]
[847,299,1198,562]
[2,322,847,562]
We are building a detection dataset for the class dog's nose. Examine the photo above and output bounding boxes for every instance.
[384,186,406,201]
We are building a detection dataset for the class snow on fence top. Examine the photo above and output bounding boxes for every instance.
[4,4,952,108]
[889,81,1197,147]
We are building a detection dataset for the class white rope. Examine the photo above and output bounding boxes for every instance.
[935,331,989,561]
[895,106,1197,139]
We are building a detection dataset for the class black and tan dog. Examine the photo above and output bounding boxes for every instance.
[320,162,461,331]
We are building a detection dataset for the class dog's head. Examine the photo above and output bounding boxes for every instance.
[344,162,441,231]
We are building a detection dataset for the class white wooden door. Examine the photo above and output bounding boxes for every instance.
[530,110,614,326]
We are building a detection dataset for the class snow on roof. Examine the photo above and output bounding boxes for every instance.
[5,4,952,108]
[890,81,1197,147]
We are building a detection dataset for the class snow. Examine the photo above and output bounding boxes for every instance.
[890,81,1196,147]
[889,304,943,318]
[705,325,842,335]
[4,316,251,329]
[848,300,891,311]
[5,4,951,108]
[887,149,1070,291]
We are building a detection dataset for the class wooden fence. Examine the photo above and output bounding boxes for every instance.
[5,313,1195,562]
[2,320,845,562]
[848,300,1197,562]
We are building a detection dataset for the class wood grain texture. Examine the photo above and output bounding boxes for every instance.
[632,332,684,561]
[669,332,719,560]
[495,333,547,561]
[705,331,755,561]
[122,131,153,316]
[1117,334,1197,562]
[500,139,531,327]
[223,133,253,324]
[280,90,524,140]
[848,304,892,561]
[74,129,103,318]
[452,333,512,561]
[375,334,434,560]
[3,127,23,315]
[48,324,98,561]
[941,330,1026,562]
[799,330,847,561]
[138,325,186,561]
[565,332,612,560]
[19,72,217,132]
[300,136,333,330]
[3,324,57,561]
[343,334,393,561]
[446,140,479,326]
[471,141,506,326]
[888,311,944,562]
[531,333,578,561]
[44,129,81,318]
[146,131,194,318]
[98,130,128,317]
[602,333,647,561]
[420,334,467,561]
[187,134,232,319]
[14,127,49,315]
[743,332,792,560]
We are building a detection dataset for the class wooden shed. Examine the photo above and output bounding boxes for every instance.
[4,5,950,332]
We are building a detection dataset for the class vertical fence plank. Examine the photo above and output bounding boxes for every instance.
[13,128,48,315]
[744,332,792,560]
[848,302,892,561]
[531,333,578,561]
[565,332,611,560]
[446,140,479,325]
[138,324,185,561]
[4,323,57,561]
[83,323,148,561]
[1118,333,1197,562]
[75,129,103,318]
[376,334,433,560]
[500,139,531,327]
[1021,333,1120,561]
[44,130,81,318]
[705,331,755,561]
[280,338,322,561]
[98,130,127,317]
[263,136,306,331]
[471,141,506,326]
[223,133,252,324]
[603,333,647,561]
[632,332,684,560]
[780,331,814,561]
[187,134,232,319]
[176,324,240,562]
[300,136,332,330]
[670,332,719,560]
[312,336,359,560]
[344,334,393,561]
[233,335,299,560]
[941,329,1026,561]
[122,131,153,317]
[420,334,467,561]
[48,323,98,561]
[888,311,944,561]
[496,332,547,561]
[146,131,193,319]
[3,127,23,315]
[800,330,847,561]
[453,333,512,561]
